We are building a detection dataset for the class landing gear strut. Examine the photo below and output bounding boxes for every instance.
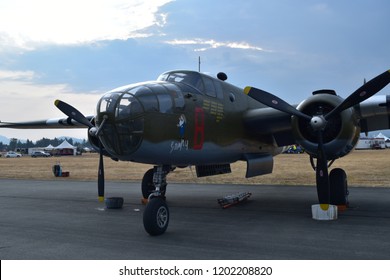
[309,155,349,220]
[309,156,349,207]
[142,168,167,199]
[142,165,171,236]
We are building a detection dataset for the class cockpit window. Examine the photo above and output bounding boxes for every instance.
[158,71,205,93]
[157,73,169,81]
[203,76,217,98]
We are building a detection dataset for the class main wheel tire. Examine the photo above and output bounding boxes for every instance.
[141,169,166,199]
[329,168,348,205]
[143,197,169,236]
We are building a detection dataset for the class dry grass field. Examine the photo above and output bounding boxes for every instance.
[0,149,389,187]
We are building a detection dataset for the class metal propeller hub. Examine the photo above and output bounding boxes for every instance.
[88,115,108,137]
[89,127,98,136]
[310,115,327,131]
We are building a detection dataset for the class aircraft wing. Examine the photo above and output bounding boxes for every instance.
[243,107,295,147]
[356,95,390,134]
[0,116,94,129]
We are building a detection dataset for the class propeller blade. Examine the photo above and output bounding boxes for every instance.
[244,86,311,121]
[54,100,94,129]
[315,131,330,209]
[97,141,105,202]
[325,69,390,120]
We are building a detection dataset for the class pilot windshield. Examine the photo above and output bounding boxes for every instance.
[158,71,205,93]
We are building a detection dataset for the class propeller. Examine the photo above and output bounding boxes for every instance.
[245,69,390,207]
[315,131,330,209]
[325,70,390,120]
[243,87,312,121]
[54,100,94,129]
[97,141,105,202]
[54,99,106,202]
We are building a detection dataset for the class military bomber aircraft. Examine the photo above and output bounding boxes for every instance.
[1,69,390,235]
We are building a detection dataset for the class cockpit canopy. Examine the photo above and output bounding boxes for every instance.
[98,82,185,119]
[158,70,225,99]
[158,71,205,93]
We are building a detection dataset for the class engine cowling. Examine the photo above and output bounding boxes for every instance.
[291,93,361,160]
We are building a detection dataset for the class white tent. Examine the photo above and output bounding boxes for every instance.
[53,140,77,156]
[375,132,390,148]
[375,132,390,141]
[45,144,55,150]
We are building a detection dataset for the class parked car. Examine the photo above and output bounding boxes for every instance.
[31,151,51,158]
[5,151,22,158]
[284,145,304,154]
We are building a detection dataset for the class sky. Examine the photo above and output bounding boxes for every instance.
[0,0,389,141]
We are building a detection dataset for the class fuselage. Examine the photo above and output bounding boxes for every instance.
[95,70,281,165]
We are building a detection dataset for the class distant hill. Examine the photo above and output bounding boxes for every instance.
[58,136,85,144]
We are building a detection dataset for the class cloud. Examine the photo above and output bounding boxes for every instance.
[164,38,268,52]
[0,73,101,140]
[0,0,173,51]
[0,70,35,81]
[0,69,98,118]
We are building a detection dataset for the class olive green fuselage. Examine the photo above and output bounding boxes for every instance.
[96,70,280,166]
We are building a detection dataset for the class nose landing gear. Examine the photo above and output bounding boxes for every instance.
[141,168,167,200]
[142,165,172,236]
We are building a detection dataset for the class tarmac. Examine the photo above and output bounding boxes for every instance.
[0,178,390,260]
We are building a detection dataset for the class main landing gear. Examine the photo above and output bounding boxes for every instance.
[309,157,349,207]
[142,165,172,236]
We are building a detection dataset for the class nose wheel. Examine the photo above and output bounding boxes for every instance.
[143,197,170,236]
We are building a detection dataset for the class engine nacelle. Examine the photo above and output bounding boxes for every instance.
[291,94,361,160]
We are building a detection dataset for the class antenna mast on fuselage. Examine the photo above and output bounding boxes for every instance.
[198,56,201,72]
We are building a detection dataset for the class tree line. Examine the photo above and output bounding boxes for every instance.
[0,137,92,152]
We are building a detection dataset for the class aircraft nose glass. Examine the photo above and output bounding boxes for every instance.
[98,92,121,117]
[97,92,144,157]
[116,93,143,120]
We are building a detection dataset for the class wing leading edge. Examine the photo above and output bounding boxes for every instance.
[0,116,94,129]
